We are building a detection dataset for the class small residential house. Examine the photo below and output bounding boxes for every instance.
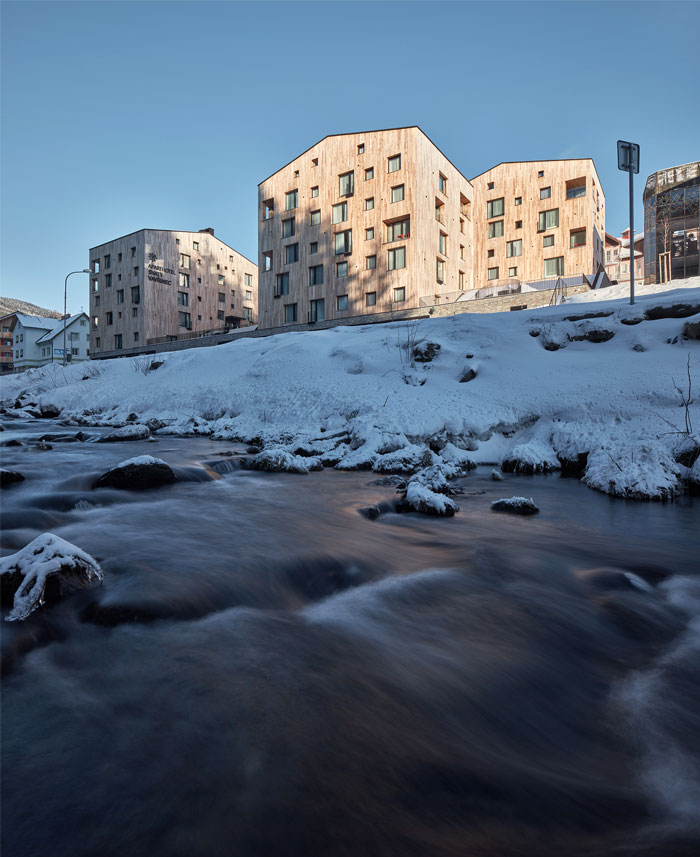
[36,313,91,366]
[1,311,90,371]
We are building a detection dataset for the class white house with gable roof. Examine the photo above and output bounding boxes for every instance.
[35,313,91,367]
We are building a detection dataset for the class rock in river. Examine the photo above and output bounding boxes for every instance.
[94,455,177,490]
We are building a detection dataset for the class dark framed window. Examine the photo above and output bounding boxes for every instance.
[487,198,504,218]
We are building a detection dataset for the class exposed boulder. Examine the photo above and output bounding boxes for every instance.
[372,444,437,474]
[413,341,441,363]
[491,496,540,515]
[98,424,151,442]
[1,533,102,622]
[490,469,504,481]
[396,482,459,516]
[459,368,477,383]
[568,328,615,343]
[95,455,177,490]
[682,320,700,341]
[39,404,61,418]
[562,311,613,322]
[644,302,700,320]
[35,441,53,451]
[0,469,25,488]
[673,436,700,468]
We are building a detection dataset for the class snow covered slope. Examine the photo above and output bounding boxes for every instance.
[2,281,699,501]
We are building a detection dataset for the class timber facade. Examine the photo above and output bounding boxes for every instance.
[257,127,475,329]
[89,228,257,358]
[469,159,606,292]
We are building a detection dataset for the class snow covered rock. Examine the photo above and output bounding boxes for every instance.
[490,469,504,481]
[502,439,560,474]
[491,496,540,515]
[97,424,151,442]
[372,444,437,474]
[685,458,700,493]
[439,442,476,470]
[95,455,177,490]
[249,448,322,474]
[396,482,459,517]
[1,469,25,487]
[413,341,441,362]
[583,445,682,502]
[0,533,103,622]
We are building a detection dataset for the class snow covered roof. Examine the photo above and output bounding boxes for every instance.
[13,313,57,330]
[36,313,88,343]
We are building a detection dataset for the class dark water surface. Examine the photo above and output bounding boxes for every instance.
[2,419,700,857]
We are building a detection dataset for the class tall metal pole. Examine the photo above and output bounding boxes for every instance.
[63,270,91,367]
[629,167,635,306]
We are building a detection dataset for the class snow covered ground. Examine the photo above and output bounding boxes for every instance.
[2,278,699,503]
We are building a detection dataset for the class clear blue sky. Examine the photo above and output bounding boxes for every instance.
[2,0,698,313]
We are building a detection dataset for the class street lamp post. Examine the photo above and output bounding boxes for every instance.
[63,269,91,366]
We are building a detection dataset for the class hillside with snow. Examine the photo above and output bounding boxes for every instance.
[2,280,699,506]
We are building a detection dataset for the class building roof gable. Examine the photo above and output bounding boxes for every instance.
[36,313,89,344]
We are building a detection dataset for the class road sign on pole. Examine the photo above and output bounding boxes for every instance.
[617,140,640,305]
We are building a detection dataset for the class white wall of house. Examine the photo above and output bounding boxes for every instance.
[12,318,54,370]
[36,314,91,366]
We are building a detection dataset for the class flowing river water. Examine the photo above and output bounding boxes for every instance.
[1,418,699,857]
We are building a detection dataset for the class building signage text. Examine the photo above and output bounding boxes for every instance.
[147,261,175,285]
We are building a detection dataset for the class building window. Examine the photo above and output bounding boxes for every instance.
[106,311,113,325]
[105,273,112,288]
[309,242,318,254]
[71,348,79,356]
[312,157,318,167]
[310,298,325,322]
[95,295,100,306]
[538,208,559,232]
[218,292,225,302]
[332,202,348,224]
[514,196,522,206]
[538,170,544,178]
[263,251,273,272]
[245,290,253,301]
[114,334,122,350]
[311,186,319,198]
[193,241,199,250]
[386,218,410,242]
[366,254,376,270]
[388,247,406,270]
[391,184,405,203]
[95,337,101,348]
[242,307,253,322]
[566,177,586,199]
[130,246,136,257]
[133,332,139,343]
[276,273,290,295]
[92,279,99,292]
[365,227,374,240]
[388,154,401,173]
[488,220,504,238]
[133,266,139,277]
[179,253,190,269]
[309,264,324,286]
[357,143,365,155]
[104,254,111,269]
[543,235,555,248]
[487,249,495,258]
[366,291,377,306]
[506,239,522,257]
[336,261,348,278]
[179,272,190,288]
[310,210,321,226]
[263,199,274,220]
[487,181,494,190]
[178,291,189,306]
[509,266,518,277]
[365,197,374,211]
[218,310,225,321]
[459,244,465,260]
[337,294,349,311]
[393,287,405,302]
[218,275,225,286]
[92,259,100,273]
[116,289,124,304]
[438,173,447,194]
[436,258,445,283]
[285,243,299,264]
[570,228,586,248]
[515,220,522,229]
[339,171,354,197]
[365,167,374,180]
[460,218,464,234]
[435,199,445,223]
[282,218,296,239]
[487,198,504,218]
[244,273,253,287]
[439,232,447,255]
[93,316,99,328]
[540,186,551,200]
[544,256,564,278]
[487,267,499,280]
[334,229,352,255]
[285,189,298,210]
[132,307,138,318]
[459,271,465,289]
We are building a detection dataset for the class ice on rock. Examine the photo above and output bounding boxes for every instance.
[0,533,103,622]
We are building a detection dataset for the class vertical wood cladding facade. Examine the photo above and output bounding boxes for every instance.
[470,160,605,288]
[257,127,475,329]
[89,229,257,356]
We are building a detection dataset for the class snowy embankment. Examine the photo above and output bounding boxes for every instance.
[2,280,699,504]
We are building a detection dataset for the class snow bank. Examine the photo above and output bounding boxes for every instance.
[0,534,102,621]
[583,444,682,501]
[502,439,560,474]
[249,448,323,474]
[2,279,699,503]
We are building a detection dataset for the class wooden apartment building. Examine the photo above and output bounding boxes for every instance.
[89,228,257,357]
[257,127,475,329]
[469,159,606,291]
